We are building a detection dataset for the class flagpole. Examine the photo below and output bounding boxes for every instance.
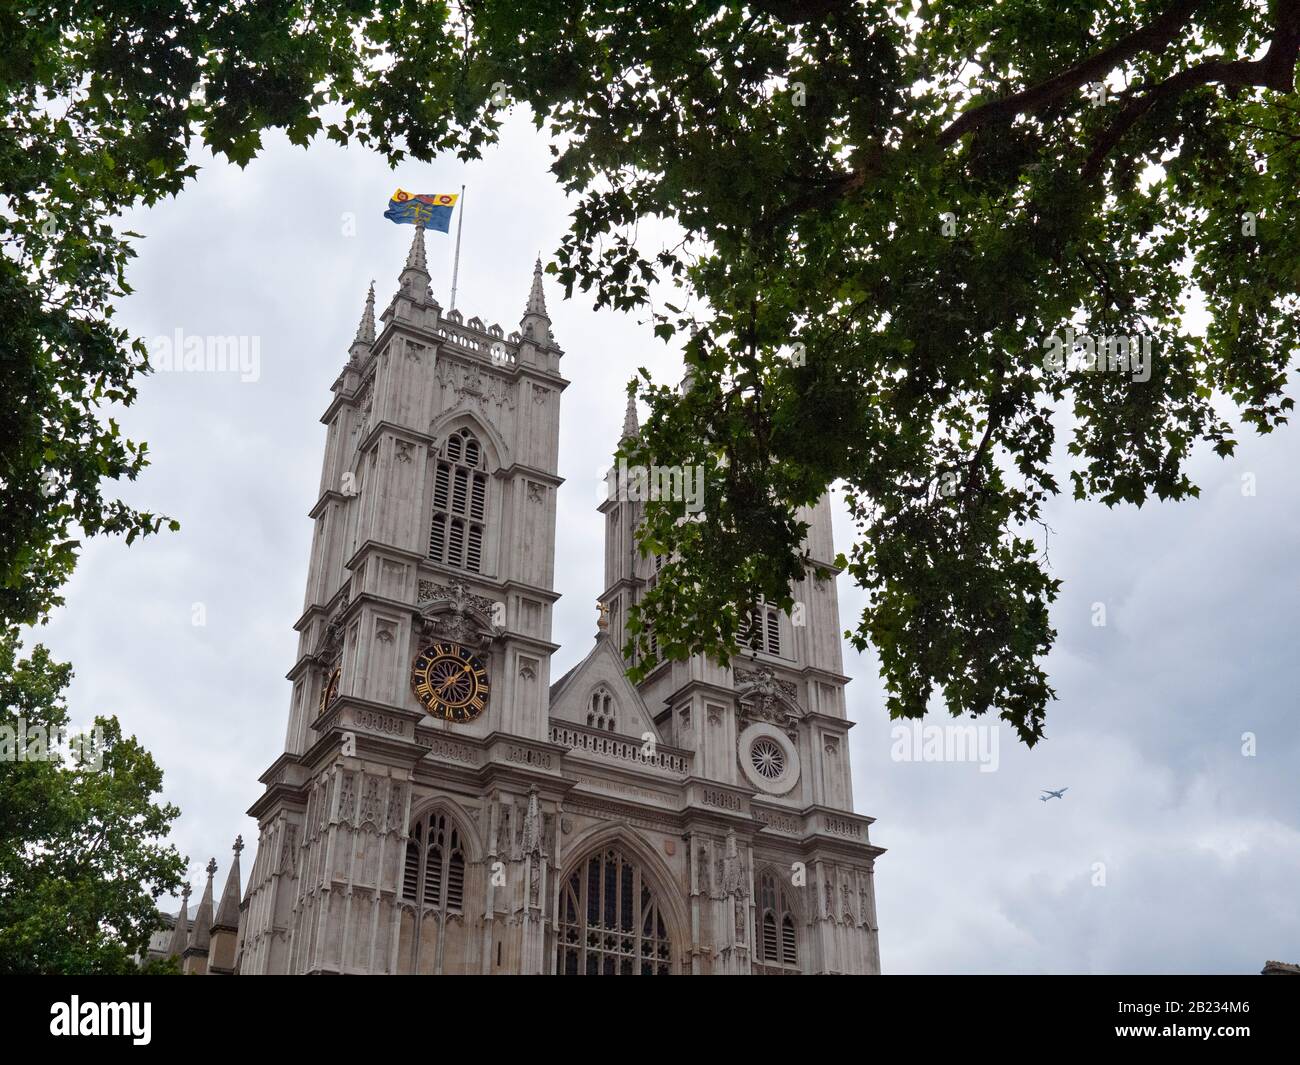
[449,183,466,311]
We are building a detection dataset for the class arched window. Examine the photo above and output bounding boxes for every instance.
[586,688,615,732]
[755,869,800,974]
[429,428,489,572]
[556,846,672,975]
[402,809,466,916]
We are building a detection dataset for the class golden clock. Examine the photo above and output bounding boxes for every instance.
[411,642,489,723]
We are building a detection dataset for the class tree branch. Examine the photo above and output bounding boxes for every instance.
[1083,1,1300,176]
[936,0,1209,147]
[759,2,1300,231]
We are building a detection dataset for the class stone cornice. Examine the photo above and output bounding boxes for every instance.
[496,462,564,488]
[794,663,853,686]
[307,489,347,520]
[355,418,435,457]
[801,711,856,731]
[344,538,427,573]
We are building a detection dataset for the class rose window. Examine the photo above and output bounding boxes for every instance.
[750,737,786,780]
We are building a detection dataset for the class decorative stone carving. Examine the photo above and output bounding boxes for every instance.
[312,586,350,666]
[529,861,542,908]
[721,832,746,897]
[521,788,543,858]
[415,580,503,648]
[278,824,298,875]
[385,783,405,834]
[733,665,802,739]
[355,374,375,444]
[360,777,381,826]
[527,480,545,504]
[338,773,357,823]
[435,357,515,414]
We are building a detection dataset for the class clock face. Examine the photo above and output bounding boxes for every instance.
[411,642,489,723]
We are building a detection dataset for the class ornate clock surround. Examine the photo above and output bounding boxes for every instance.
[411,579,505,724]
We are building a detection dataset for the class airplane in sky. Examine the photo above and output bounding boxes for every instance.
[1040,788,1069,802]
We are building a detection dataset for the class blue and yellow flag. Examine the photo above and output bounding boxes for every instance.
[384,189,458,232]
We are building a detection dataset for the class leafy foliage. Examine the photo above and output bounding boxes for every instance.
[0,631,185,973]
[515,0,1300,744]
[4,1,1299,744]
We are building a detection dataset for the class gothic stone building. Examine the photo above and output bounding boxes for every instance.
[227,230,883,975]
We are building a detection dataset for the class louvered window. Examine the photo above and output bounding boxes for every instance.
[739,598,782,656]
[402,810,466,917]
[402,823,422,900]
[428,428,488,573]
[762,912,778,959]
[781,915,797,965]
[755,870,801,974]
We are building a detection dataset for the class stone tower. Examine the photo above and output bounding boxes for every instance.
[237,232,883,974]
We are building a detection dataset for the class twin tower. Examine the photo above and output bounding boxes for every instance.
[228,230,883,974]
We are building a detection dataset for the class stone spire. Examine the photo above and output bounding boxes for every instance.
[186,858,217,957]
[405,226,428,275]
[166,882,191,958]
[520,256,551,344]
[208,837,244,974]
[398,225,430,304]
[525,256,548,318]
[620,392,639,441]
[212,836,243,933]
[349,281,376,361]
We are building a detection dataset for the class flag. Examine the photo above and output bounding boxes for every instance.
[384,189,459,233]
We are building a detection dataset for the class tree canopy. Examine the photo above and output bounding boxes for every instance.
[0,632,185,973]
[3,1,1298,743]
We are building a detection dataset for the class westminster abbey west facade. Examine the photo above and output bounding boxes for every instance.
[229,230,883,975]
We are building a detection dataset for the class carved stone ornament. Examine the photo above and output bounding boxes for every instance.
[733,665,802,739]
[436,357,515,414]
[720,831,747,898]
[521,787,543,858]
[415,580,503,649]
[311,585,351,666]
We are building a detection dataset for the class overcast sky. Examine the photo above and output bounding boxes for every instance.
[25,112,1299,974]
